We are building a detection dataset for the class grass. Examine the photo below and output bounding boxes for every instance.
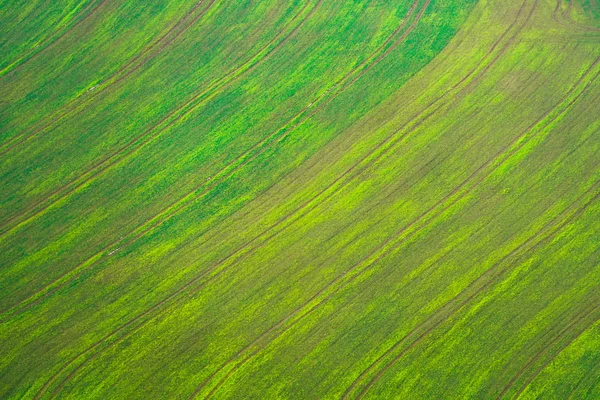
[0,0,599,398]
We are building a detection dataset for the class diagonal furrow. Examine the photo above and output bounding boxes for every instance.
[194,45,600,400]
[183,2,549,395]
[0,0,325,320]
[0,0,219,157]
[205,0,537,252]
[3,3,528,386]
[0,0,419,320]
[196,36,596,398]
[3,0,598,398]
[24,2,435,397]
[235,0,538,255]
[347,186,600,400]
[499,300,600,399]
[342,57,600,399]
[0,0,316,235]
[0,0,106,78]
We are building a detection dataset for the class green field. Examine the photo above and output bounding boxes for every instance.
[1,0,599,398]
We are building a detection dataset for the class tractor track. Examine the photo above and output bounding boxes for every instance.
[0,0,325,321]
[343,54,600,400]
[0,0,219,157]
[500,299,600,399]
[0,0,105,78]
[26,1,442,397]
[346,185,600,400]
[0,0,417,321]
[185,1,546,394]
[0,0,318,237]
[202,57,600,400]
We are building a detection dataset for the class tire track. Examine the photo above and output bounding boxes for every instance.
[0,0,536,350]
[198,39,600,400]
[0,0,317,236]
[553,0,568,25]
[343,53,600,399]
[184,2,545,395]
[0,0,218,157]
[17,0,587,396]
[193,111,597,399]
[346,186,600,400]
[563,0,600,32]
[244,0,536,239]
[0,0,105,78]
[11,3,526,392]
[196,190,600,400]
[3,0,596,398]
[553,0,600,32]
[0,0,324,320]
[499,300,600,399]
[0,0,416,320]
[26,2,433,397]
[553,0,561,21]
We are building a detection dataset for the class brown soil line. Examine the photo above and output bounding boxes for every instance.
[0,0,311,236]
[500,302,600,399]
[0,0,217,157]
[352,188,600,400]
[0,0,106,79]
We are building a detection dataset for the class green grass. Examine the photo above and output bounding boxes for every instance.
[0,0,599,398]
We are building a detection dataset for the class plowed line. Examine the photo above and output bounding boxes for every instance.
[0,0,414,321]
[348,187,600,400]
[185,2,542,395]
[0,0,323,321]
[28,1,434,396]
[344,56,600,399]
[0,0,218,157]
[185,1,552,396]
[0,0,105,78]
[0,0,315,236]
[22,0,591,397]
[500,301,600,399]
[15,4,527,392]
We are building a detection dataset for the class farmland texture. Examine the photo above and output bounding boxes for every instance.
[1,0,600,398]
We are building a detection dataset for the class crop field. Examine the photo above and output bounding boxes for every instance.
[1,0,599,398]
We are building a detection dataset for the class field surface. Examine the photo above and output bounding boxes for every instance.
[1,0,600,398]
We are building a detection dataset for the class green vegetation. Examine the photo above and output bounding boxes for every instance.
[1,0,599,398]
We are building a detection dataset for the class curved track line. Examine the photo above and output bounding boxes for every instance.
[0,0,105,78]
[553,0,570,26]
[0,0,540,346]
[0,0,218,157]
[501,301,600,399]
[0,0,324,321]
[553,0,600,32]
[201,51,599,400]
[25,1,438,397]
[25,1,328,397]
[11,2,530,391]
[563,0,600,32]
[344,56,600,399]
[184,2,544,395]
[208,0,535,247]
[0,0,416,321]
[20,0,593,397]
[0,0,317,236]
[348,187,600,400]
